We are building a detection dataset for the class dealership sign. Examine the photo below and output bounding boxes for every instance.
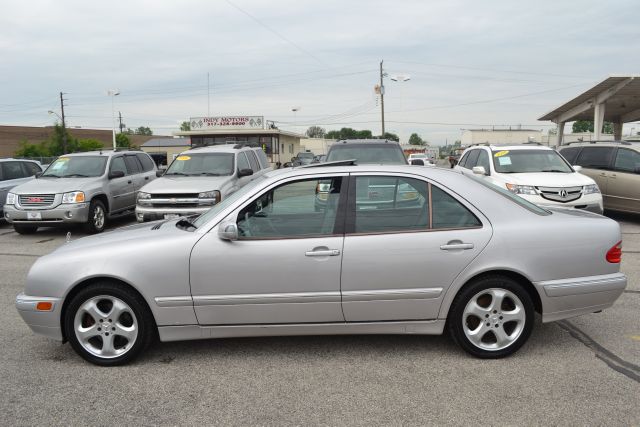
[190,116,264,130]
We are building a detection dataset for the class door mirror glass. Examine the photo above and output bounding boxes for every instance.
[156,170,164,177]
[108,170,125,179]
[238,168,253,178]
[35,172,43,178]
[572,165,582,172]
[218,222,238,241]
[472,166,486,175]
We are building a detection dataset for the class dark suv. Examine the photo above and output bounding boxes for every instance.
[326,139,407,164]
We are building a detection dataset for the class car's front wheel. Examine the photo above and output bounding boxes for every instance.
[64,282,155,366]
[448,276,534,358]
[84,199,106,234]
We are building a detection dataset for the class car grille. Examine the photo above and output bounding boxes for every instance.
[150,193,198,199]
[18,194,56,207]
[536,186,583,203]
[151,203,200,209]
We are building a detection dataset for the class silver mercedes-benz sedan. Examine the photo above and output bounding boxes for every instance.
[16,164,627,365]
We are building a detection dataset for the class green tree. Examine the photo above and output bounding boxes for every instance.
[76,138,104,152]
[14,139,49,158]
[378,132,400,142]
[46,123,77,155]
[572,120,613,134]
[116,133,133,148]
[180,121,191,132]
[408,133,425,146]
[305,126,326,138]
[355,129,373,139]
[134,126,153,136]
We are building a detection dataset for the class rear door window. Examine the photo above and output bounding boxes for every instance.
[124,155,142,174]
[575,147,615,170]
[1,161,27,180]
[613,148,640,173]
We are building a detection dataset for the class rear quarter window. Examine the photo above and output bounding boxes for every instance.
[575,147,615,169]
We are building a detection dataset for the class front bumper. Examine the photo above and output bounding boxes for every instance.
[135,205,212,222]
[520,193,604,215]
[536,273,627,322]
[4,203,90,225]
[15,293,63,341]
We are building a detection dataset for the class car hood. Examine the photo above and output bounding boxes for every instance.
[11,176,101,194]
[503,172,595,187]
[52,219,186,255]
[140,176,233,194]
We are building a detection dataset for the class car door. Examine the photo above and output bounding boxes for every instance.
[124,155,146,201]
[607,148,640,213]
[107,156,135,212]
[574,146,615,199]
[189,174,347,325]
[135,153,156,185]
[340,173,492,322]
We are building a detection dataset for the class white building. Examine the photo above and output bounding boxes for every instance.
[461,129,544,146]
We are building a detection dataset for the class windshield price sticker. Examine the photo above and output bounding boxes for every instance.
[494,150,509,157]
[498,156,512,165]
[176,156,191,161]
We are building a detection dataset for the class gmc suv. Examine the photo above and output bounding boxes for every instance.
[135,144,271,222]
[4,150,157,234]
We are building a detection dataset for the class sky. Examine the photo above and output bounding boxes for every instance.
[1,0,639,145]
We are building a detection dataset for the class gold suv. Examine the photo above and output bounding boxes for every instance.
[559,141,640,214]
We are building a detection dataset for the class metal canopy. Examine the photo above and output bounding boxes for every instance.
[539,76,640,144]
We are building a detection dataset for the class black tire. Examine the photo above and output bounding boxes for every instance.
[13,224,38,234]
[63,282,156,366]
[448,275,534,359]
[84,199,106,234]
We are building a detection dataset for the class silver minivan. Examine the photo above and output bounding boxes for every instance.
[0,159,43,219]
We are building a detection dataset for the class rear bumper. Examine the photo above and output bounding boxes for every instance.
[4,203,90,225]
[15,293,63,341]
[536,273,627,322]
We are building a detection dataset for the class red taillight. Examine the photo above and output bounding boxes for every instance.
[606,241,622,263]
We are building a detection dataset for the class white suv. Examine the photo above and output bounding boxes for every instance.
[455,144,603,214]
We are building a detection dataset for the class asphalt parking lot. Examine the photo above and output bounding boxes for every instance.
[1,213,638,425]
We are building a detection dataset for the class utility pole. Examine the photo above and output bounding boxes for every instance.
[379,60,386,136]
[118,111,125,133]
[59,92,68,154]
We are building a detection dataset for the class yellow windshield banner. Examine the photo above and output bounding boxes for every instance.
[176,155,191,161]
[494,150,509,157]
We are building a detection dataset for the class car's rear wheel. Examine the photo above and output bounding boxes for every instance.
[84,199,106,234]
[448,276,534,358]
[64,282,155,366]
[13,224,38,234]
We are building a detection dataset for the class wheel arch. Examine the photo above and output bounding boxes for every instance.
[91,193,109,214]
[441,269,543,320]
[60,276,157,342]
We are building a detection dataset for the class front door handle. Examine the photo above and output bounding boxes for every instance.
[305,249,341,257]
[440,243,474,251]
[127,180,132,184]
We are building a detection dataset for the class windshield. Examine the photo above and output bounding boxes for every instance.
[411,154,427,158]
[165,153,234,176]
[492,149,573,173]
[42,156,107,177]
[192,175,268,228]
[326,145,407,164]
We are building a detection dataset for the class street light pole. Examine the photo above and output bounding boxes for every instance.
[379,60,386,136]
[107,90,120,150]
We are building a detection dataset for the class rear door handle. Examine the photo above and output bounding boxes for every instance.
[305,249,341,257]
[440,243,474,251]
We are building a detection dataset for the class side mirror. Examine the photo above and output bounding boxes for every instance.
[35,172,43,178]
[108,170,125,179]
[218,222,238,241]
[410,159,425,166]
[237,168,253,178]
[472,166,487,175]
[156,170,164,177]
[572,165,583,172]
[634,166,640,174]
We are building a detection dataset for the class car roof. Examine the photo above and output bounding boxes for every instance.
[263,164,461,180]
[332,139,400,145]
[0,158,40,163]
[466,144,553,151]
[51,150,143,157]
[559,141,640,150]
[181,144,256,154]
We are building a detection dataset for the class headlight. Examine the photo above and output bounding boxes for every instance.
[505,184,537,195]
[198,190,220,205]
[137,191,151,200]
[583,184,600,194]
[61,191,85,204]
[6,192,16,206]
